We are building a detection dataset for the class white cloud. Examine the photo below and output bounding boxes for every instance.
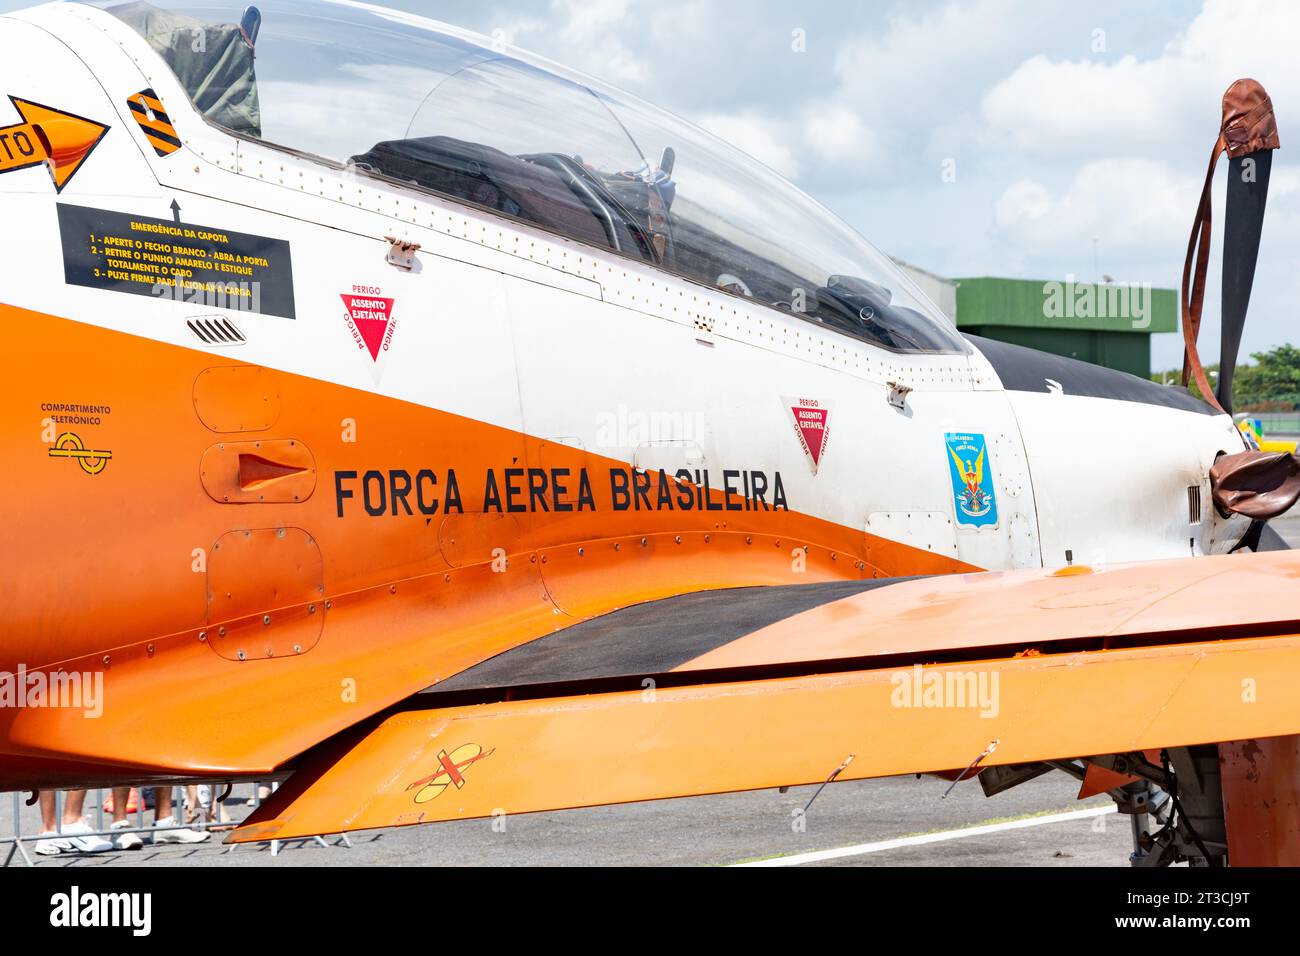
[691,102,878,182]
[693,111,803,179]
[505,0,652,85]
[801,101,877,170]
[994,159,1195,262]
[981,0,1300,161]
[981,54,1200,157]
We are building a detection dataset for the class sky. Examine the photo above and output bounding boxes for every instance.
[5,0,1298,370]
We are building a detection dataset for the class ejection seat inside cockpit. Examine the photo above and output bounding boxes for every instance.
[348,136,667,264]
[348,136,618,253]
[108,1,263,137]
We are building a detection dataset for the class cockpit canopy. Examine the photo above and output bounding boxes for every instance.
[96,0,966,353]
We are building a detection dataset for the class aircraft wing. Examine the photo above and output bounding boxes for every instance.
[228,550,1300,842]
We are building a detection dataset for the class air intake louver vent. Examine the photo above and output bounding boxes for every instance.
[187,316,246,347]
[1188,485,1202,525]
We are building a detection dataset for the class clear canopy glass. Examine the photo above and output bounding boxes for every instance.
[94,0,966,353]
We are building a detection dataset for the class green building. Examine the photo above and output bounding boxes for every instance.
[952,277,1177,379]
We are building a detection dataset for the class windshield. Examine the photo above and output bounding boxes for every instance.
[95,0,966,354]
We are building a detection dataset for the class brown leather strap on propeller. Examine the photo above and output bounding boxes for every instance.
[1181,79,1279,412]
[1210,449,1300,520]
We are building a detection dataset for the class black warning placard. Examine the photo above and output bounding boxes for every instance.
[56,203,296,319]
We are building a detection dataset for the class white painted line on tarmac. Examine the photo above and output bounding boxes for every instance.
[732,804,1117,867]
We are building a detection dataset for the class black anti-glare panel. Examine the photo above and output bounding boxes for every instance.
[967,334,1217,415]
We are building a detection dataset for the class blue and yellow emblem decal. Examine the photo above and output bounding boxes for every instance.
[945,432,997,528]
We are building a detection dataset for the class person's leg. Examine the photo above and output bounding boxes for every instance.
[109,786,142,850]
[110,787,130,824]
[56,789,111,854]
[151,786,210,845]
[34,791,72,856]
[39,791,57,832]
[154,786,172,820]
[61,789,85,826]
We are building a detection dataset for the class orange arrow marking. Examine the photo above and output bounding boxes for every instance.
[0,96,109,192]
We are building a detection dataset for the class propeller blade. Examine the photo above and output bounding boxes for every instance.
[1218,150,1272,414]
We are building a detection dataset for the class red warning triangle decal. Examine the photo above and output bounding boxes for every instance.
[341,293,395,362]
[791,402,829,467]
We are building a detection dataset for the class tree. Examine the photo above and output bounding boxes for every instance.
[1233,344,1300,410]
[1151,344,1300,410]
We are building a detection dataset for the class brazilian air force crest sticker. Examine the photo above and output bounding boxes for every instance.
[945,432,998,528]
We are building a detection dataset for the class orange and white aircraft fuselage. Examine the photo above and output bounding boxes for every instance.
[1,0,1296,865]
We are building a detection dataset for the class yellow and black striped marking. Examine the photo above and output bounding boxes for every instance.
[126,89,181,157]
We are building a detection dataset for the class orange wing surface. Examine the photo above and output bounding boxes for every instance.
[229,550,1300,842]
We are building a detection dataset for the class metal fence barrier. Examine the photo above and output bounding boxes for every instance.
[2,783,351,866]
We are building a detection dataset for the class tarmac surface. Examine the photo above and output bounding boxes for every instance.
[3,775,1126,868]
[5,509,1297,868]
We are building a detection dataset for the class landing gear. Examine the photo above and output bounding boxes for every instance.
[1098,748,1227,867]
[978,746,1229,867]
[1116,778,1170,865]
[1144,747,1228,866]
